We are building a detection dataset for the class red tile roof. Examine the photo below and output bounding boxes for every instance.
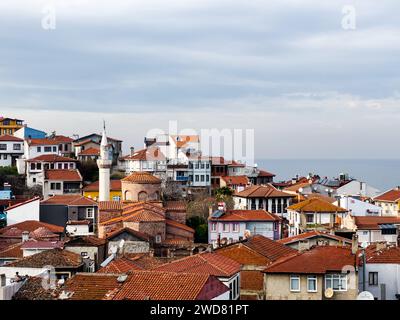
[0,220,64,235]
[121,172,161,184]
[0,134,23,142]
[278,231,352,245]
[45,169,82,181]
[374,188,400,202]
[154,252,241,277]
[221,175,249,185]
[98,257,143,273]
[83,180,121,192]
[123,147,166,161]
[20,240,64,250]
[165,219,195,233]
[243,235,297,261]
[365,245,400,264]
[0,242,24,259]
[41,195,97,206]
[27,154,77,163]
[27,138,60,146]
[113,271,228,300]
[209,210,281,222]
[240,270,264,291]
[354,216,400,230]
[258,170,275,177]
[5,197,40,211]
[164,200,187,212]
[235,184,294,198]
[264,246,356,274]
[61,273,124,300]
[7,248,83,268]
[78,147,100,156]
[105,227,150,241]
[98,201,123,211]
[287,198,347,213]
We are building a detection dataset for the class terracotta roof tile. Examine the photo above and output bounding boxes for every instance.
[121,172,161,184]
[7,248,83,268]
[287,198,347,213]
[123,147,166,161]
[374,188,400,202]
[0,135,23,142]
[41,195,96,206]
[235,184,294,198]
[354,216,400,230]
[243,235,296,261]
[0,220,64,235]
[164,200,187,212]
[113,271,228,300]
[257,169,275,177]
[78,147,100,156]
[5,197,40,211]
[278,231,352,245]
[27,154,77,163]
[101,202,165,225]
[45,169,82,181]
[264,246,356,274]
[221,175,249,185]
[105,227,150,241]
[154,252,241,277]
[83,180,121,192]
[0,242,24,259]
[240,270,264,291]
[209,210,281,222]
[365,245,400,264]
[165,219,195,233]
[98,257,143,273]
[98,201,123,211]
[20,240,64,250]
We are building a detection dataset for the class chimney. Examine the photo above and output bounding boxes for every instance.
[0,274,6,287]
[22,231,29,242]
[351,234,358,255]
[130,147,135,156]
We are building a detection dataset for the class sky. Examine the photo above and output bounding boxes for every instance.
[0,0,399,159]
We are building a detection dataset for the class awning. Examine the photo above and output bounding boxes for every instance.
[379,224,396,229]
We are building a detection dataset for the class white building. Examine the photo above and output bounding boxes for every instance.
[97,125,112,202]
[4,197,40,225]
[361,244,400,300]
[373,187,400,217]
[335,196,381,216]
[355,216,400,245]
[0,135,24,167]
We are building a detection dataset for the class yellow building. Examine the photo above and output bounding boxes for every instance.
[0,117,24,136]
[83,179,122,201]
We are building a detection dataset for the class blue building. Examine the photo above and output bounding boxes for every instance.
[14,126,47,139]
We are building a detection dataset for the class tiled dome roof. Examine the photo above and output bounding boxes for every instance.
[121,172,161,184]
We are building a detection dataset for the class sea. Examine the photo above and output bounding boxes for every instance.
[255,159,400,192]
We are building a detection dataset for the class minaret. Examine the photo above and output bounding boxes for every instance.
[97,121,112,201]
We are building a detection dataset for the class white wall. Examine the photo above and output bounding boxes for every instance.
[5,198,40,225]
[336,196,381,216]
[357,230,398,244]
[362,263,400,300]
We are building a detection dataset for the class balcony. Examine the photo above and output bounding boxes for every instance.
[175,176,189,182]
[63,188,81,194]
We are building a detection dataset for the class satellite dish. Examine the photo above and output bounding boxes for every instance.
[110,246,118,255]
[324,288,334,299]
[118,239,125,249]
[357,291,374,300]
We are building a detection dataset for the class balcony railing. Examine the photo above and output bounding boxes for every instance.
[63,189,81,194]
[175,176,189,182]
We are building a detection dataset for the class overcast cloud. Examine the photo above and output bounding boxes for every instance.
[0,0,399,158]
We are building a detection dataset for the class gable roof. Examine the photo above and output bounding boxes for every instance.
[98,257,144,274]
[209,210,281,222]
[278,231,352,245]
[287,198,347,213]
[354,216,400,230]
[121,171,161,184]
[234,184,294,198]
[41,195,97,206]
[20,240,64,250]
[165,219,195,233]
[105,227,150,241]
[0,242,24,259]
[164,200,186,212]
[64,236,106,247]
[0,220,64,235]
[44,169,82,181]
[7,248,83,268]
[113,271,228,300]
[257,169,275,177]
[264,246,356,274]
[123,147,166,161]
[5,197,40,212]
[154,252,241,277]
[374,188,400,202]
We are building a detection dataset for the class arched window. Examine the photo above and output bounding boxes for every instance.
[124,190,132,201]
[153,191,160,200]
[138,191,148,201]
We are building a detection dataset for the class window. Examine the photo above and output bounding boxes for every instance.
[13,144,21,150]
[201,175,205,182]
[86,207,94,219]
[381,228,396,235]
[112,196,121,201]
[232,223,239,232]
[32,178,36,183]
[206,175,210,182]
[58,163,62,169]
[211,223,217,231]
[44,146,52,152]
[155,234,162,243]
[222,224,229,232]
[53,146,57,152]
[290,275,300,292]
[307,276,317,292]
[3,154,7,160]
[369,272,378,286]
[37,146,41,153]
[306,214,314,223]
[201,163,205,169]
[195,175,199,182]
[64,163,68,169]
[325,274,347,291]
[0,144,6,150]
